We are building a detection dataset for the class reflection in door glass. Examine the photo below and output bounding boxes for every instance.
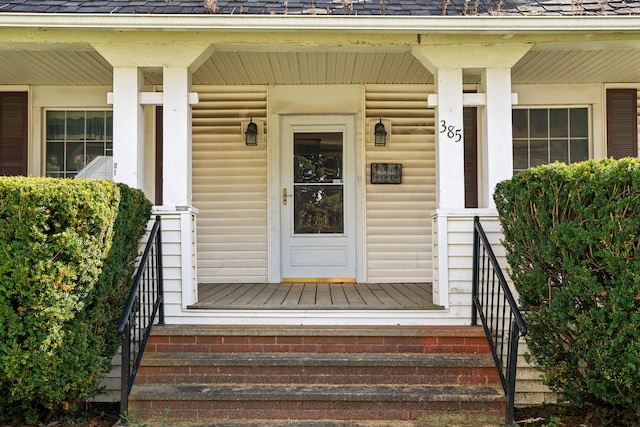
[293,132,344,234]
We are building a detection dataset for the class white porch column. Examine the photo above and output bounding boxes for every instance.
[433,68,466,209]
[412,43,531,310]
[481,68,515,208]
[112,67,144,188]
[162,66,193,208]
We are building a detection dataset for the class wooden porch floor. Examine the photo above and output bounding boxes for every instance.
[189,282,442,310]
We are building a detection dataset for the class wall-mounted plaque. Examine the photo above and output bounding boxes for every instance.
[370,163,402,184]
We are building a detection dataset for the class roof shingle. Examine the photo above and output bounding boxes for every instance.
[0,0,639,16]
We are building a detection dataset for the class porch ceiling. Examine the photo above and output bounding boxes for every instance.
[1,46,640,86]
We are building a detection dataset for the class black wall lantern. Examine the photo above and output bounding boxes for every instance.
[245,119,258,146]
[374,118,387,147]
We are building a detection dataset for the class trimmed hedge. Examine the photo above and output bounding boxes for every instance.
[0,177,151,423]
[494,159,640,424]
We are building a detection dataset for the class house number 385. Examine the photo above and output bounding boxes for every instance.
[440,120,462,143]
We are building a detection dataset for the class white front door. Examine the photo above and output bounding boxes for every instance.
[280,115,356,281]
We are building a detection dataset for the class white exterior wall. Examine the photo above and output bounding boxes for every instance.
[94,351,121,402]
[155,208,198,319]
[364,84,435,283]
[431,209,504,322]
[192,85,269,283]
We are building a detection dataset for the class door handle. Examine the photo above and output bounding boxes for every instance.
[283,188,287,205]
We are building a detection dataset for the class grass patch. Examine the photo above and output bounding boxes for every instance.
[418,413,504,426]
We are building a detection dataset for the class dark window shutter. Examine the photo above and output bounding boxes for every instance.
[463,107,478,209]
[155,106,163,206]
[607,89,638,159]
[0,92,28,176]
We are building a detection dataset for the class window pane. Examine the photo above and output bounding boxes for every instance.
[67,142,84,171]
[530,110,548,138]
[66,111,85,141]
[513,140,529,170]
[86,142,105,166]
[86,111,105,140]
[549,109,568,138]
[530,140,548,167]
[46,142,64,173]
[512,109,529,138]
[46,111,66,141]
[570,139,589,163]
[106,112,113,140]
[570,108,588,138]
[550,139,569,164]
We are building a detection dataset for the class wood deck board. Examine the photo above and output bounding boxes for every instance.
[214,283,258,306]
[355,283,385,306]
[329,283,350,306]
[298,282,318,306]
[384,284,422,305]
[267,281,294,306]
[393,283,433,304]
[190,282,442,310]
[245,282,281,306]
[281,283,304,307]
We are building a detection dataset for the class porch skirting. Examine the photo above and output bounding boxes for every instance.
[189,282,442,310]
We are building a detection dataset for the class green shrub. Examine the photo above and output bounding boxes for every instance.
[494,159,640,425]
[83,183,153,375]
[0,177,151,424]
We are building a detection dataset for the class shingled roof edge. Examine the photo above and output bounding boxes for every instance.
[2,12,640,32]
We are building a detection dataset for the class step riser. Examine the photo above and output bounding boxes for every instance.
[130,326,505,423]
[128,400,506,421]
[135,366,500,386]
[144,336,491,355]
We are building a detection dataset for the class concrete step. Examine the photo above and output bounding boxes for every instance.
[135,352,500,386]
[128,383,506,420]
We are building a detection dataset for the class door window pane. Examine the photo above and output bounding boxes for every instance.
[294,133,342,183]
[293,132,344,234]
[294,185,344,234]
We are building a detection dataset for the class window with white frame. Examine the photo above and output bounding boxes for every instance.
[512,107,589,175]
[45,110,113,179]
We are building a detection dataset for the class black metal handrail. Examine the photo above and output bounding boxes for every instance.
[471,216,527,427]
[117,215,164,425]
